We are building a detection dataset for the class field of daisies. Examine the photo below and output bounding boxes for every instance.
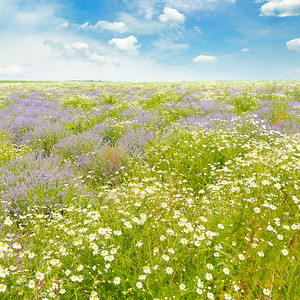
[0,81,299,299]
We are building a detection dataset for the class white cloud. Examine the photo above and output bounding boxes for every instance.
[0,0,67,32]
[89,54,107,64]
[163,0,235,13]
[118,12,163,35]
[121,0,235,15]
[259,0,300,17]
[61,22,69,28]
[241,48,250,52]
[44,39,110,65]
[80,22,89,29]
[145,7,154,19]
[194,26,203,34]
[94,21,128,33]
[286,37,300,51]
[0,64,24,75]
[109,36,140,54]
[159,7,185,23]
[72,42,89,51]
[153,38,189,50]
[44,40,74,56]
[193,55,218,63]
[80,20,128,33]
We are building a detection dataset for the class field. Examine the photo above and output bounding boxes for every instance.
[0,81,299,299]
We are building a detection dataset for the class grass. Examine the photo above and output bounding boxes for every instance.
[0,81,299,299]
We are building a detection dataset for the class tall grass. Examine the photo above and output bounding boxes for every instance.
[0,81,299,299]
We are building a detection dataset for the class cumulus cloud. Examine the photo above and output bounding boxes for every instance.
[193,55,217,63]
[80,20,128,33]
[159,7,185,23]
[286,37,300,51]
[44,40,109,65]
[109,36,140,54]
[0,64,24,75]
[94,21,128,33]
[259,0,300,17]
[241,48,250,52]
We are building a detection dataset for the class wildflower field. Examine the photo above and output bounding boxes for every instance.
[0,81,299,299]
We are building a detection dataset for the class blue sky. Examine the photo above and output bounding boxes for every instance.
[0,0,300,81]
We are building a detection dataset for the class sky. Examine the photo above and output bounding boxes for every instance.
[0,0,300,81]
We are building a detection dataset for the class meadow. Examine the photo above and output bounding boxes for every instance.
[0,81,299,299]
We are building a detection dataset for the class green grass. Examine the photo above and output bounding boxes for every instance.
[0,81,299,299]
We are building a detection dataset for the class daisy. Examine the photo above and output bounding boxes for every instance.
[263,288,271,296]
[139,274,146,280]
[35,272,45,280]
[254,207,260,213]
[110,248,118,254]
[165,267,173,274]
[28,280,35,288]
[258,251,265,257]
[223,268,230,275]
[162,254,170,261]
[194,241,201,246]
[136,241,143,247]
[205,273,213,281]
[197,280,204,288]
[179,283,186,290]
[143,266,151,274]
[12,243,22,249]
[0,268,9,278]
[113,277,121,285]
[180,238,188,245]
[28,252,35,258]
[4,218,13,226]
[238,254,245,260]
[59,289,66,294]
[0,243,8,251]
[0,284,7,293]
[281,249,289,256]
[136,282,143,289]
[207,292,214,299]
[70,275,78,282]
